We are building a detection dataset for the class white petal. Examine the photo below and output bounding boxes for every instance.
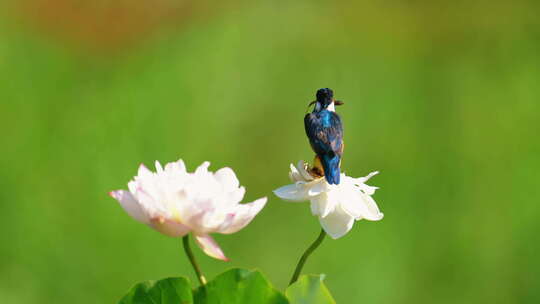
[289,163,303,182]
[307,179,328,196]
[195,161,210,175]
[194,233,228,261]
[129,181,167,217]
[335,181,383,221]
[109,190,149,224]
[215,213,236,232]
[273,184,309,202]
[356,171,379,183]
[227,186,246,205]
[199,208,234,232]
[359,184,378,196]
[297,161,314,181]
[214,167,240,190]
[137,163,152,177]
[319,205,355,239]
[165,159,186,173]
[149,217,191,237]
[182,207,208,231]
[219,197,267,234]
[358,194,384,221]
[155,160,164,173]
[336,180,365,216]
[339,191,364,218]
[311,191,337,218]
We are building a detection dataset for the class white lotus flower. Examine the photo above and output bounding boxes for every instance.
[109,159,267,261]
[273,161,383,239]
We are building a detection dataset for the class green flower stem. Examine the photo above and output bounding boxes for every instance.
[182,235,207,286]
[289,228,327,286]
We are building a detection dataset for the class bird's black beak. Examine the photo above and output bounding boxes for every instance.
[335,100,344,106]
[308,100,317,107]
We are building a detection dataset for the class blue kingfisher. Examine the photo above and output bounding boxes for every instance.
[304,88,345,185]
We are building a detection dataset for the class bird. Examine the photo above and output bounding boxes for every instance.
[304,88,344,185]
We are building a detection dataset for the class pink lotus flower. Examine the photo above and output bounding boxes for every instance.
[109,159,267,261]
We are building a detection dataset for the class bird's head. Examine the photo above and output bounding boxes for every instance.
[309,88,344,111]
[316,88,334,106]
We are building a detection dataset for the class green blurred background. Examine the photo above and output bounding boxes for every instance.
[1,0,539,303]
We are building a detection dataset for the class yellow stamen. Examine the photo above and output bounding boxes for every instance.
[310,155,324,178]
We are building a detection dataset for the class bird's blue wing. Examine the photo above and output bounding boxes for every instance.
[304,111,344,157]
[304,111,344,184]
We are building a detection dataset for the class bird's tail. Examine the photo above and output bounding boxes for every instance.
[321,153,341,185]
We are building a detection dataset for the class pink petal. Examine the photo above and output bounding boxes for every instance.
[194,234,228,261]
[165,159,186,173]
[109,190,149,224]
[149,217,191,237]
[214,167,240,189]
[137,163,152,176]
[195,161,210,175]
[219,197,267,234]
